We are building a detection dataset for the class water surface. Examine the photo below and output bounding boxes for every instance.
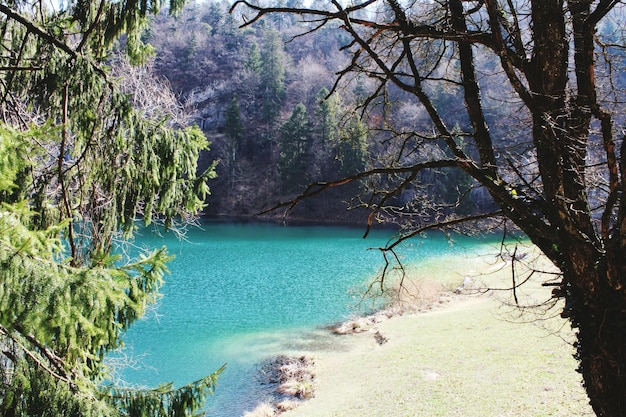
[113,221,477,416]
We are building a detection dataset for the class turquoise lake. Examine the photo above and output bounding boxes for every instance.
[112,221,480,416]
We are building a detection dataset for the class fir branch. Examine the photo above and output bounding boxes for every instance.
[0,324,75,389]
[0,4,76,57]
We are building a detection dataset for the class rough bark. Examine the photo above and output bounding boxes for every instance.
[525,3,626,415]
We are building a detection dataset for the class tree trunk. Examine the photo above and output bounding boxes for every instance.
[564,254,626,417]
[527,3,626,416]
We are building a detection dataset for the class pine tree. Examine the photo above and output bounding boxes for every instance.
[336,115,368,178]
[223,12,244,51]
[202,1,224,35]
[225,95,245,149]
[0,1,220,416]
[245,41,262,73]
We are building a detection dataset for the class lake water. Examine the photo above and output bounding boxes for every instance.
[112,220,480,416]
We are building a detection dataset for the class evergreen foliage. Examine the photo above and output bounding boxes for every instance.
[0,1,220,415]
[142,2,372,219]
[278,103,312,193]
[259,30,286,128]
[141,1,521,219]
[244,41,262,73]
[315,88,338,144]
[224,95,245,149]
[336,115,368,178]
[224,94,244,193]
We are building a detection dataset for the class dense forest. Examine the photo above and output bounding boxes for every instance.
[143,0,510,222]
[143,1,625,225]
[145,1,624,224]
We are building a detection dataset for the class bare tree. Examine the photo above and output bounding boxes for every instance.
[231,1,626,416]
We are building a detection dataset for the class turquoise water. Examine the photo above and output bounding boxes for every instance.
[112,221,476,416]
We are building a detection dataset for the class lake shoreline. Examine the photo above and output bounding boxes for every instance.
[202,213,398,231]
[241,246,594,417]
[241,276,470,417]
[119,222,410,417]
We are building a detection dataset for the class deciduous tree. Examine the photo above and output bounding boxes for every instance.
[231,1,626,416]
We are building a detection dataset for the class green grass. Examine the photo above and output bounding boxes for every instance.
[281,244,594,417]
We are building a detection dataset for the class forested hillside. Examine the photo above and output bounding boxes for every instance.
[145,1,622,223]
[144,1,366,221]
[142,1,459,221]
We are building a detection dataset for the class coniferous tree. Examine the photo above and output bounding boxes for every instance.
[225,95,245,150]
[0,1,220,416]
[224,94,244,192]
[259,29,286,131]
[202,1,224,35]
[278,103,312,193]
[223,12,245,51]
[315,88,338,144]
[336,114,368,178]
[245,41,262,73]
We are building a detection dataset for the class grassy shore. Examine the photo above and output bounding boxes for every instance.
[247,243,595,417]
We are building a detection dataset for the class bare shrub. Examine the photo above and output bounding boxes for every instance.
[256,355,316,413]
[277,377,314,400]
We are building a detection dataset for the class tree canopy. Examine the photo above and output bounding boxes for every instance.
[0,0,219,416]
[231,1,626,416]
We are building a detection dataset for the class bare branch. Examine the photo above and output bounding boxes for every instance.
[260,159,462,215]
[383,210,504,252]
